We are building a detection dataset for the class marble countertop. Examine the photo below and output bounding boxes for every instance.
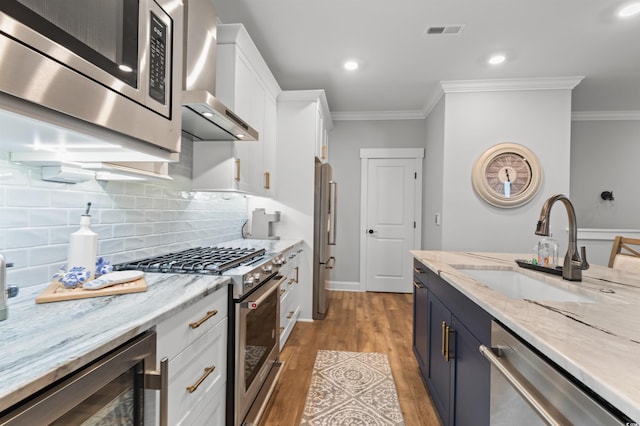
[0,238,302,413]
[411,251,640,423]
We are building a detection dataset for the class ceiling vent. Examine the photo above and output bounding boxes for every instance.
[424,25,465,36]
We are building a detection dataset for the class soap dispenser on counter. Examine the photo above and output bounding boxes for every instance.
[68,202,98,280]
[537,234,559,267]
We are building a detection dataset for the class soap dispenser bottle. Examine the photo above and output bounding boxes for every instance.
[537,234,559,267]
[68,202,98,280]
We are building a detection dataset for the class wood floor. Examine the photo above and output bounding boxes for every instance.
[260,290,441,426]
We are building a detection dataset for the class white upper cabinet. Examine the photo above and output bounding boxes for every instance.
[193,24,279,195]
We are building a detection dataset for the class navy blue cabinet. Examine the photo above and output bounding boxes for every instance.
[412,259,491,426]
[412,275,429,376]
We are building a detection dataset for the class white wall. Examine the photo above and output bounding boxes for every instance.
[327,119,427,285]
[423,97,445,250]
[571,119,640,228]
[439,89,573,254]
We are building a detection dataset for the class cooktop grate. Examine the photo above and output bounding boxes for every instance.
[114,247,266,274]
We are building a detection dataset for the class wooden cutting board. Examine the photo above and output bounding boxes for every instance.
[36,277,147,304]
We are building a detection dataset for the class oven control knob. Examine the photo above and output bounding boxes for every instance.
[253,273,261,281]
[244,277,254,287]
[273,256,284,266]
[262,265,273,273]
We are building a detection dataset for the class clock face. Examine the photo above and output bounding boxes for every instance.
[471,143,542,208]
[485,152,532,197]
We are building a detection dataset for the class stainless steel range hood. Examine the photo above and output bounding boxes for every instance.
[181,0,258,142]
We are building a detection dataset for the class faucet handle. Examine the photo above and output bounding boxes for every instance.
[580,246,590,270]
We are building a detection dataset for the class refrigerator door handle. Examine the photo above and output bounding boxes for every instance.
[328,181,337,245]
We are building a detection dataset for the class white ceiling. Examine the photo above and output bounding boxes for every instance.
[212,0,640,118]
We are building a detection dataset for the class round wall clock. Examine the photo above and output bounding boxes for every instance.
[471,142,543,208]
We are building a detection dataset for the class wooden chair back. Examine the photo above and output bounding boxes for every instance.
[608,236,640,273]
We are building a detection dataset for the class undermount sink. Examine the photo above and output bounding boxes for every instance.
[456,268,598,303]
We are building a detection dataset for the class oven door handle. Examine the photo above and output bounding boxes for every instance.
[246,275,286,309]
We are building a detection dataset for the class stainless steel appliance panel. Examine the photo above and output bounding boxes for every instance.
[313,158,336,320]
[0,331,166,426]
[0,0,182,153]
[481,321,628,426]
[233,273,284,425]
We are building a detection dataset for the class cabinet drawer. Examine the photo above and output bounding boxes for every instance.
[180,385,225,426]
[167,318,227,425]
[157,287,228,361]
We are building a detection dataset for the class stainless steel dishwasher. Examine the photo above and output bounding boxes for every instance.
[479,321,631,425]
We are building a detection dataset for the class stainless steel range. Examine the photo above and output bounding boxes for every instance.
[115,245,285,426]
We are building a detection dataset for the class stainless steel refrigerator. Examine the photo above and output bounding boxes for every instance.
[313,157,337,320]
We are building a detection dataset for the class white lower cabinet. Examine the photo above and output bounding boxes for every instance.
[155,285,228,426]
[279,245,302,349]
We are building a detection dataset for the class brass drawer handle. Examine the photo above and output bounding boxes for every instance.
[280,326,285,334]
[280,288,286,296]
[235,158,241,182]
[444,324,455,363]
[189,310,218,329]
[186,365,216,393]
[264,171,271,189]
[287,310,295,319]
[294,266,299,283]
[413,267,423,274]
[288,278,295,285]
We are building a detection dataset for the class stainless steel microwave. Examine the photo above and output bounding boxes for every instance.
[0,0,183,154]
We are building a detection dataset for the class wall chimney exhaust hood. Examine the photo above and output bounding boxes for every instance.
[181,0,258,142]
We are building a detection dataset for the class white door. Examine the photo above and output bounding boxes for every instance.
[361,152,422,293]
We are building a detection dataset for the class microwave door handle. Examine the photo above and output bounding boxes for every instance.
[329,181,337,245]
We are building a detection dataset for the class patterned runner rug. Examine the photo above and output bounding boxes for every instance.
[300,350,405,425]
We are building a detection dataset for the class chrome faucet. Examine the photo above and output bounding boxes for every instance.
[1,254,19,321]
[535,194,589,281]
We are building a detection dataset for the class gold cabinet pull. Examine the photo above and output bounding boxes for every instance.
[444,325,454,363]
[288,278,295,286]
[294,266,299,283]
[189,310,218,329]
[413,267,423,274]
[321,144,327,160]
[264,171,270,189]
[441,321,447,356]
[235,158,241,182]
[413,281,420,289]
[280,326,285,334]
[280,288,286,296]
[287,310,295,319]
[186,365,216,393]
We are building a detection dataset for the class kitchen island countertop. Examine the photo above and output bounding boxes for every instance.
[0,238,302,414]
[412,251,640,423]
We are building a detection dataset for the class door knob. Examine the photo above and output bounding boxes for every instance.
[368,229,374,234]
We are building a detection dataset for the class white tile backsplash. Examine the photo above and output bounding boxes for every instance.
[1,138,248,288]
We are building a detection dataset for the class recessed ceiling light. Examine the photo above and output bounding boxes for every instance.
[344,60,359,71]
[618,2,640,17]
[488,54,506,65]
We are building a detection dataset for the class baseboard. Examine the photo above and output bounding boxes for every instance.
[328,281,362,292]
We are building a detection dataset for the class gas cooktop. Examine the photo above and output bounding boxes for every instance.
[114,246,267,275]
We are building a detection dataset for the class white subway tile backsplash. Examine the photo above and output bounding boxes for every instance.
[6,188,50,207]
[29,209,68,227]
[6,228,49,248]
[0,139,248,288]
[1,208,29,228]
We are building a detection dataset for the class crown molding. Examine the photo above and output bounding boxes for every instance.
[330,110,425,121]
[571,111,640,121]
[441,76,585,93]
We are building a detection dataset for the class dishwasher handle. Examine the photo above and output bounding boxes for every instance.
[479,345,566,426]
